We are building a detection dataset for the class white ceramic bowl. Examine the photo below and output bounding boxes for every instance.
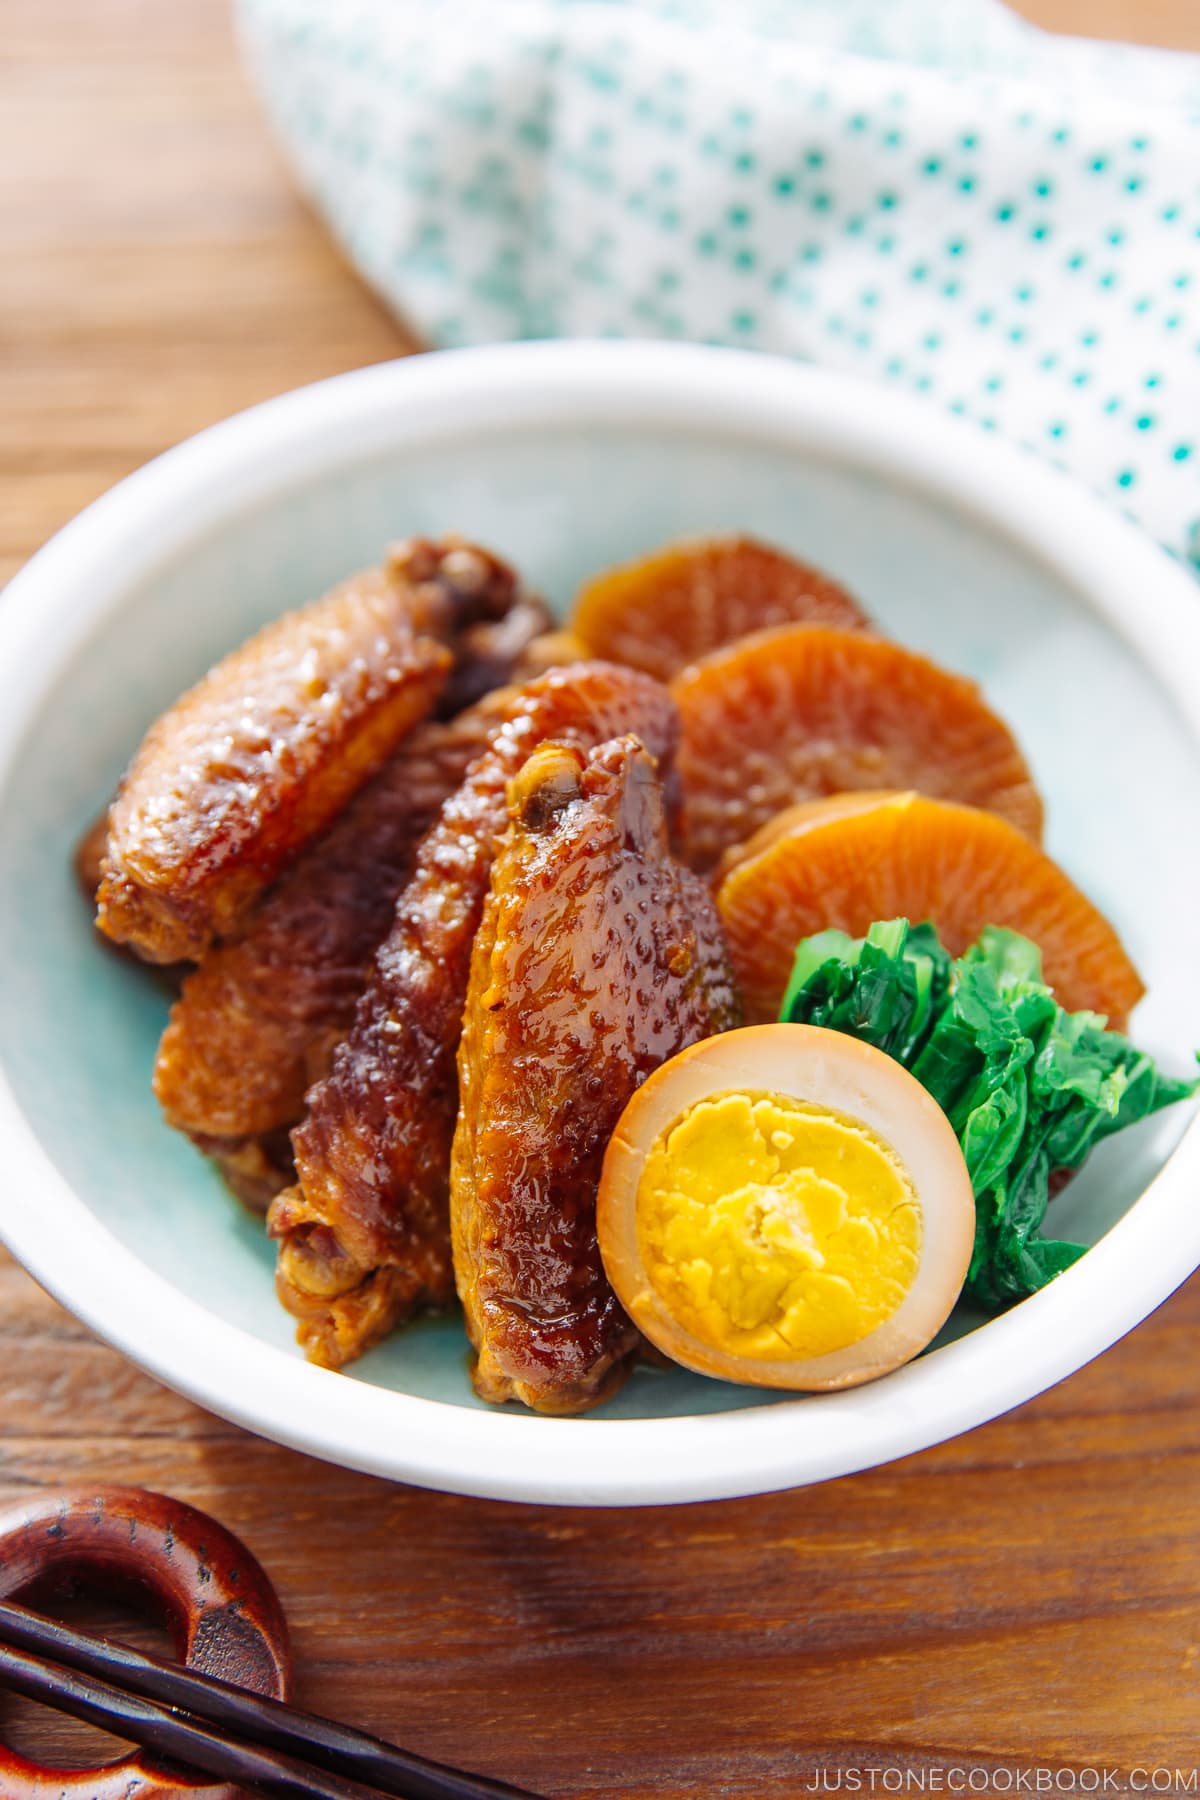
[1,341,1198,1507]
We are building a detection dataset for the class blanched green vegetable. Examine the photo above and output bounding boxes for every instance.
[780,919,1197,1309]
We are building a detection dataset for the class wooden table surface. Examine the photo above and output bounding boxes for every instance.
[3,2,1199,1793]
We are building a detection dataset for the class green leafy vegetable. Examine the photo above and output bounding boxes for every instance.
[780,919,1198,1310]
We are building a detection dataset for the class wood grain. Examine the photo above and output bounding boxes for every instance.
[2,2,1199,1794]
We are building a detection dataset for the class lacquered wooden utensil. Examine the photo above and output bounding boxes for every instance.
[0,1489,541,1800]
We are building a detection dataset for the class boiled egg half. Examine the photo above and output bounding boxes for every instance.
[597,1024,975,1391]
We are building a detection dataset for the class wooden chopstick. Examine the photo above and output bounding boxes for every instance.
[0,1638,384,1799]
[0,1601,542,1800]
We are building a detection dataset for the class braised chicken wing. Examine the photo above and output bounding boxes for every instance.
[269,663,680,1370]
[452,736,740,1414]
[153,690,517,1208]
[74,809,111,904]
[96,537,527,965]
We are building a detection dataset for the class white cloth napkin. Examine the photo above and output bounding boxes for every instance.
[238,0,1200,569]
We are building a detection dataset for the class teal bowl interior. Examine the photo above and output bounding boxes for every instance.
[2,417,1197,1419]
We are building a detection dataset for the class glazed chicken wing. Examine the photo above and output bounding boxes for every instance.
[268,663,680,1369]
[152,690,517,1208]
[439,598,557,715]
[74,809,112,903]
[451,737,740,1414]
[96,537,527,965]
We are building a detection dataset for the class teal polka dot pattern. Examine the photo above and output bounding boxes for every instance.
[239,0,1200,564]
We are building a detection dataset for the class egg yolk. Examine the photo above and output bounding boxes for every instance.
[634,1090,922,1362]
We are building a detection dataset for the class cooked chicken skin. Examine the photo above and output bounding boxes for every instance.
[74,809,111,904]
[451,737,740,1414]
[97,571,449,965]
[152,690,517,1206]
[268,663,680,1370]
[191,1128,298,1214]
[96,537,527,966]
[438,598,555,715]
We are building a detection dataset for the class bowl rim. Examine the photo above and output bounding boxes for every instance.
[1,338,1198,1507]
